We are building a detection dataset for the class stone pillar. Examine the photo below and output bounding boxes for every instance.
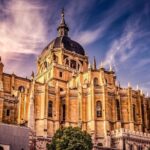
[11,73,15,95]
[17,92,22,124]
[28,80,35,131]
[78,83,83,128]
[66,83,70,126]
[128,87,134,130]
[43,83,48,136]
[55,82,60,131]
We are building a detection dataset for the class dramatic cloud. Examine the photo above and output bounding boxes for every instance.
[0,0,47,75]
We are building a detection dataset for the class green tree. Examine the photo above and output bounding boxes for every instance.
[47,126,93,150]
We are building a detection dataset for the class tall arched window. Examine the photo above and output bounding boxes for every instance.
[96,101,102,117]
[70,60,76,69]
[48,101,53,117]
[141,104,145,131]
[65,59,69,66]
[18,86,25,93]
[94,77,98,86]
[133,104,136,122]
[53,54,58,63]
[116,100,121,121]
[62,104,66,121]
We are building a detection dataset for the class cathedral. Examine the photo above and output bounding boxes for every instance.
[0,10,150,150]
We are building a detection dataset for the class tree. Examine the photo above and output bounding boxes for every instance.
[47,126,93,150]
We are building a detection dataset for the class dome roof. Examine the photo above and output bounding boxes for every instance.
[42,36,85,56]
[41,9,85,56]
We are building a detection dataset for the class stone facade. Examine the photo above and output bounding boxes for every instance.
[0,10,150,150]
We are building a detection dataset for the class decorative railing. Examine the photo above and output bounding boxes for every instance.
[111,128,150,140]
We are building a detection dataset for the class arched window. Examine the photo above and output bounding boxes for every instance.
[116,100,121,121]
[70,60,76,69]
[96,101,102,117]
[141,104,145,131]
[133,104,136,122]
[18,86,25,93]
[94,77,98,86]
[60,88,64,91]
[44,61,48,68]
[65,59,69,66]
[62,104,66,121]
[53,54,58,63]
[48,101,53,117]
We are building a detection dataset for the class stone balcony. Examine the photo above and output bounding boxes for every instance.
[111,128,150,141]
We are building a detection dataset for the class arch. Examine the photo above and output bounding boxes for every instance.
[48,101,53,117]
[18,86,25,93]
[60,88,64,91]
[62,104,66,121]
[53,54,58,63]
[65,58,69,66]
[70,59,76,69]
[44,61,48,68]
[94,77,99,86]
[116,100,121,121]
[96,101,102,117]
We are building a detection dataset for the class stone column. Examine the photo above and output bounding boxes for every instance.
[55,82,60,131]
[17,92,22,124]
[28,80,35,131]
[78,84,83,128]
[128,87,134,130]
[66,83,70,126]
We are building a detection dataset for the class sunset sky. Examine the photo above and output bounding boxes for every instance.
[0,0,150,93]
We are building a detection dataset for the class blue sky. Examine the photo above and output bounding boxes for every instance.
[0,0,150,94]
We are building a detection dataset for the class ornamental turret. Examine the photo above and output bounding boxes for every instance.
[57,9,69,37]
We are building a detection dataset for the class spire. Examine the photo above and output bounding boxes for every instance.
[57,8,69,37]
[109,64,113,72]
[99,61,104,69]
[93,56,96,70]
[128,82,131,88]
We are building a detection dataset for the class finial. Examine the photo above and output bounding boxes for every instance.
[93,56,96,70]
[109,64,113,72]
[57,8,69,37]
[99,61,104,69]
[136,85,139,90]
[146,92,149,97]
[88,63,92,69]
[140,89,143,95]
[61,8,64,18]
[31,71,34,79]
[128,82,131,88]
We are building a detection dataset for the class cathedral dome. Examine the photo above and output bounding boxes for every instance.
[41,9,85,56]
[42,36,85,56]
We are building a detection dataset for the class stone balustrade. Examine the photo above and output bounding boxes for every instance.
[111,128,150,140]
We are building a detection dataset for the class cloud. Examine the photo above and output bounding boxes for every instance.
[0,0,47,54]
[71,0,134,46]
[103,12,149,69]
[0,0,47,75]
